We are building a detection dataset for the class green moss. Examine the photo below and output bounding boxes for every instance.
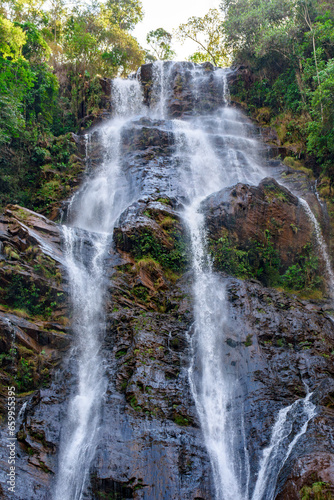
[283,157,314,178]
[7,346,52,393]
[244,335,253,347]
[11,207,30,221]
[120,380,127,391]
[1,271,64,318]
[115,349,127,359]
[209,233,252,279]
[210,231,322,294]
[156,198,171,205]
[136,257,161,272]
[173,413,189,426]
[132,285,149,303]
[263,182,289,202]
[300,482,332,500]
[127,228,188,273]
[171,337,180,348]
[159,216,174,230]
[281,244,322,292]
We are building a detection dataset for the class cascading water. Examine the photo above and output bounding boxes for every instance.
[53,61,332,500]
[54,227,107,500]
[54,79,143,500]
[252,391,316,500]
[299,198,334,298]
[169,65,322,500]
[151,60,174,118]
[173,70,263,500]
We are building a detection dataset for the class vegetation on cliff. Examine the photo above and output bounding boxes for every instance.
[0,0,145,211]
[222,0,334,184]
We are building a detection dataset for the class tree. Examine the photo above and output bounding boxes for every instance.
[146,28,175,60]
[2,0,47,25]
[47,0,67,44]
[20,21,51,62]
[307,58,334,164]
[104,0,143,31]
[222,0,334,184]
[0,94,25,144]
[175,8,228,66]
[0,16,26,59]
[63,5,144,77]
[221,0,297,61]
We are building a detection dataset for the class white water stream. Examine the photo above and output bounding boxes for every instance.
[171,69,261,500]
[252,391,316,500]
[168,64,323,500]
[54,79,143,500]
[54,62,330,500]
[299,198,334,298]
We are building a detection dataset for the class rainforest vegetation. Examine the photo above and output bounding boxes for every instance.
[0,0,145,210]
[0,0,334,211]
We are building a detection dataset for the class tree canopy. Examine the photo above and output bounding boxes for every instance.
[175,9,229,66]
[222,0,334,180]
[146,28,175,60]
[0,0,145,209]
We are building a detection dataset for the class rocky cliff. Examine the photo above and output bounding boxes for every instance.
[0,62,333,500]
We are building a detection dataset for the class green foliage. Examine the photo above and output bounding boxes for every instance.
[173,413,189,426]
[20,21,51,62]
[3,272,63,318]
[281,243,322,291]
[210,230,281,286]
[307,58,334,166]
[176,8,228,66]
[132,285,149,303]
[127,228,188,273]
[0,16,26,59]
[210,231,322,292]
[210,233,252,278]
[222,0,297,62]
[300,481,332,500]
[146,28,175,61]
[16,357,34,392]
[223,0,334,179]
[0,93,25,145]
[61,3,144,79]
[104,0,143,31]
[0,0,146,208]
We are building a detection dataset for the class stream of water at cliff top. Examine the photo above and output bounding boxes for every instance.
[54,79,143,500]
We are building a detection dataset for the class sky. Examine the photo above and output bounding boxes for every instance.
[133,0,221,60]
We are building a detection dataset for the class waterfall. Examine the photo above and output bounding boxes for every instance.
[299,198,334,298]
[54,78,143,500]
[151,60,174,118]
[252,391,316,500]
[168,64,320,500]
[53,62,330,499]
[173,69,263,500]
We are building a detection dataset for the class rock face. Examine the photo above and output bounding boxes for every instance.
[0,62,333,500]
[0,206,70,496]
[224,277,334,498]
[139,61,224,118]
[203,178,315,271]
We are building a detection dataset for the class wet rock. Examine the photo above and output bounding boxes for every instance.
[85,193,214,499]
[1,62,333,500]
[0,205,70,498]
[223,277,334,495]
[140,61,225,118]
[275,453,334,499]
